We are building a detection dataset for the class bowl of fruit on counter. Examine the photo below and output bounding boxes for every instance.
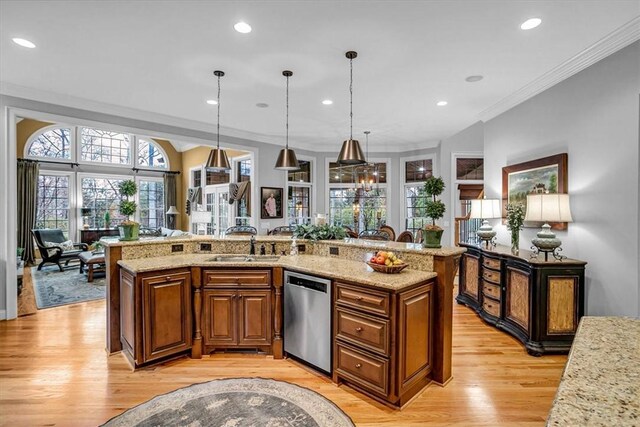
[367,251,408,274]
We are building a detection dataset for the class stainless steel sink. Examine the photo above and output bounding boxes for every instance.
[208,255,281,262]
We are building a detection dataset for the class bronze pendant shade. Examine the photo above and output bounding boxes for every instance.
[275,70,300,170]
[337,51,366,165]
[206,70,232,171]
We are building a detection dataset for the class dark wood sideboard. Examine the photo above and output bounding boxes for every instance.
[457,242,586,355]
[80,228,120,244]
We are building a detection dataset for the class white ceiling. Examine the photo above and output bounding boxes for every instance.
[1,1,638,152]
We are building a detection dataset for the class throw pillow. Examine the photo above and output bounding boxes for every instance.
[43,240,75,256]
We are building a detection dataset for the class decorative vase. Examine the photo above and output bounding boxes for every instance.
[423,228,444,249]
[511,231,520,255]
[118,223,140,241]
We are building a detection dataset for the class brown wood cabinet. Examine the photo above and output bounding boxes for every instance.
[457,243,586,355]
[119,268,192,367]
[333,279,435,408]
[202,269,273,354]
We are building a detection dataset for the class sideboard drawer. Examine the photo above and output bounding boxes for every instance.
[483,299,501,318]
[203,269,271,288]
[483,257,501,270]
[335,282,390,317]
[336,307,389,356]
[336,342,389,397]
[482,268,501,284]
[482,281,501,300]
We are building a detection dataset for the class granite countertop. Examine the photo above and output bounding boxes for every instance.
[101,235,293,247]
[546,316,640,426]
[316,238,467,257]
[118,254,437,291]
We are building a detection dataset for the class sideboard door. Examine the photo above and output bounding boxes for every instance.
[460,253,481,306]
[504,266,531,338]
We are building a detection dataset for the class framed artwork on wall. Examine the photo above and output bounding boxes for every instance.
[261,187,283,219]
[502,153,568,230]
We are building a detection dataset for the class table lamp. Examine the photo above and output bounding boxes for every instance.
[190,210,212,235]
[524,193,573,261]
[469,198,501,248]
[166,205,179,229]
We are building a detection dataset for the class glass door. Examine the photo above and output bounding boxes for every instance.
[204,185,229,237]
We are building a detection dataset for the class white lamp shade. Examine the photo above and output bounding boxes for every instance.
[190,210,212,224]
[469,199,501,219]
[166,205,179,215]
[524,194,573,222]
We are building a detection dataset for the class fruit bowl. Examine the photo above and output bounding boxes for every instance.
[366,261,409,274]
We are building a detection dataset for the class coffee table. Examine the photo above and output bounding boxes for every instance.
[78,251,106,282]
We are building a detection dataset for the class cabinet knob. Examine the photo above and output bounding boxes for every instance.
[165,276,172,281]
[355,296,363,301]
[355,327,363,332]
[355,363,362,369]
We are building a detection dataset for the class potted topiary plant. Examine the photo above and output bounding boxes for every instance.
[118,179,139,241]
[423,176,446,248]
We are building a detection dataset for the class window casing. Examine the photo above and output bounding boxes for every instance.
[27,127,72,160]
[287,160,313,225]
[138,179,165,229]
[403,156,436,235]
[137,138,168,169]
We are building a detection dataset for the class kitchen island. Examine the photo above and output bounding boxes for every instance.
[102,236,465,407]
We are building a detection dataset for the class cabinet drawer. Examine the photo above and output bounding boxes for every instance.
[203,269,271,288]
[336,308,389,356]
[482,280,501,300]
[336,342,389,397]
[483,257,501,270]
[335,282,390,317]
[483,299,501,318]
[482,268,501,284]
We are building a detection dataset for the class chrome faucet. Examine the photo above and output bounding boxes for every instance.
[249,235,256,255]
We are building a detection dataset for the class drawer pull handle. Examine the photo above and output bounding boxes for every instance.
[355,363,362,369]
[355,327,363,332]
[355,296,363,301]
[166,276,172,281]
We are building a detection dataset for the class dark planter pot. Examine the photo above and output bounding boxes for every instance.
[118,223,140,241]
[423,228,444,248]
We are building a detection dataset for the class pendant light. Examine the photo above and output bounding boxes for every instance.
[337,51,366,165]
[275,70,300,170]
[206,70,231,171]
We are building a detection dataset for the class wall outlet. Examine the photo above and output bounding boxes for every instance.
[200,243,212,251]
[171,244,184,253]
[329,247,339,256]
[298,244,306,253]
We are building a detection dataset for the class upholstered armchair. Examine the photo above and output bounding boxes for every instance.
[32,229,88,272]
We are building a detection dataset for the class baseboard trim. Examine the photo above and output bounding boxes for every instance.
[0,309,7,321]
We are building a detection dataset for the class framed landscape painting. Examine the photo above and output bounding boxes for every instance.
[502,153,568,230]
[261,187,283,219]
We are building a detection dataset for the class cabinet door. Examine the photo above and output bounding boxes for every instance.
[142,271,192,363]
[505,266,531,334]
[204,290,238,345]
[461,253,480,303]
[238,290,272,346]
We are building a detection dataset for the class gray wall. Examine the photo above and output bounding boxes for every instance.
[484,42,640,317]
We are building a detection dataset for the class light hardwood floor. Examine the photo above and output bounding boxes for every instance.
[0,292,566,426]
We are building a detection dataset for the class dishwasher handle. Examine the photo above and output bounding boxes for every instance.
[286,278,328,293]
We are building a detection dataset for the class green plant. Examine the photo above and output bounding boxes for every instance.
[293,224,347,241]
[506,203,526,232]
[118,179,138,223]
[424,176,446,229]
[104,211,111,228]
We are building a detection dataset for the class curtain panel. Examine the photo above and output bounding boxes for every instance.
[163,173,177,228]
[17,159,40,264]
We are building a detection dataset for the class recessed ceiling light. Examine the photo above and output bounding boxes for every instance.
[437,101,448,106]
[256,103,269,108]
[234,22,252,33]
[520,18,542,30]
[465,75,484,83]
[12,38,36,48]
[322,100,333,105]
[206,99,218,105]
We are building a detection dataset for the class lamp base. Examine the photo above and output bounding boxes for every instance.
[476,219,497,249]
[530,223,566,261]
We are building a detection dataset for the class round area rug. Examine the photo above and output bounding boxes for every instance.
[102,378,354,427]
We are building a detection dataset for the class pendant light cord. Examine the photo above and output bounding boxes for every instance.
[285,74,289,149]
[349,56,353,140]
[216,73,221,149]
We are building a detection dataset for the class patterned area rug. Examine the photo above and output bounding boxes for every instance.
[102,378,354,427]
[32,264,106,309]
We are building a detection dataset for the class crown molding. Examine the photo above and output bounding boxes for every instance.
[478,16,640,122]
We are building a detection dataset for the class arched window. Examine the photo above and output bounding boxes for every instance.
[81,127,131,164]
[26,127,72,159]
[137,138,169,169]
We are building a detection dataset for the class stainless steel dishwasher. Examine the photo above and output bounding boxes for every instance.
[284,271,332,374]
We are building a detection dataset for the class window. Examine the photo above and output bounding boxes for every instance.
[287,160,312,225]
[456,158,484,180]
[329,187,387,231]
[81,127,131,165]
[235,159,251,219]
[237,159,251,182]
[405,159,433,182]
[138,180,165,229]
[137,139,168,169]
[206,170,230,185]
[288,160,311,183]
[36,174,70,236]
[329,162,387,184]
[27,128,72,159]
[191,169,202,188]
[81,177,127,228]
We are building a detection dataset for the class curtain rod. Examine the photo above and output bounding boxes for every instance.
[18,159,180,175]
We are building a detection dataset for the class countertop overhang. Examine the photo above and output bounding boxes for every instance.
[118,254,437,291]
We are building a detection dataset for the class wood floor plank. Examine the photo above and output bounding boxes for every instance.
[0,290,566,426]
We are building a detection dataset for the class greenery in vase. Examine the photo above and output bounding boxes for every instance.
[293,224,347,241]
[424,176,446,230]
[506,203,525,247]
[118,180,139,224]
